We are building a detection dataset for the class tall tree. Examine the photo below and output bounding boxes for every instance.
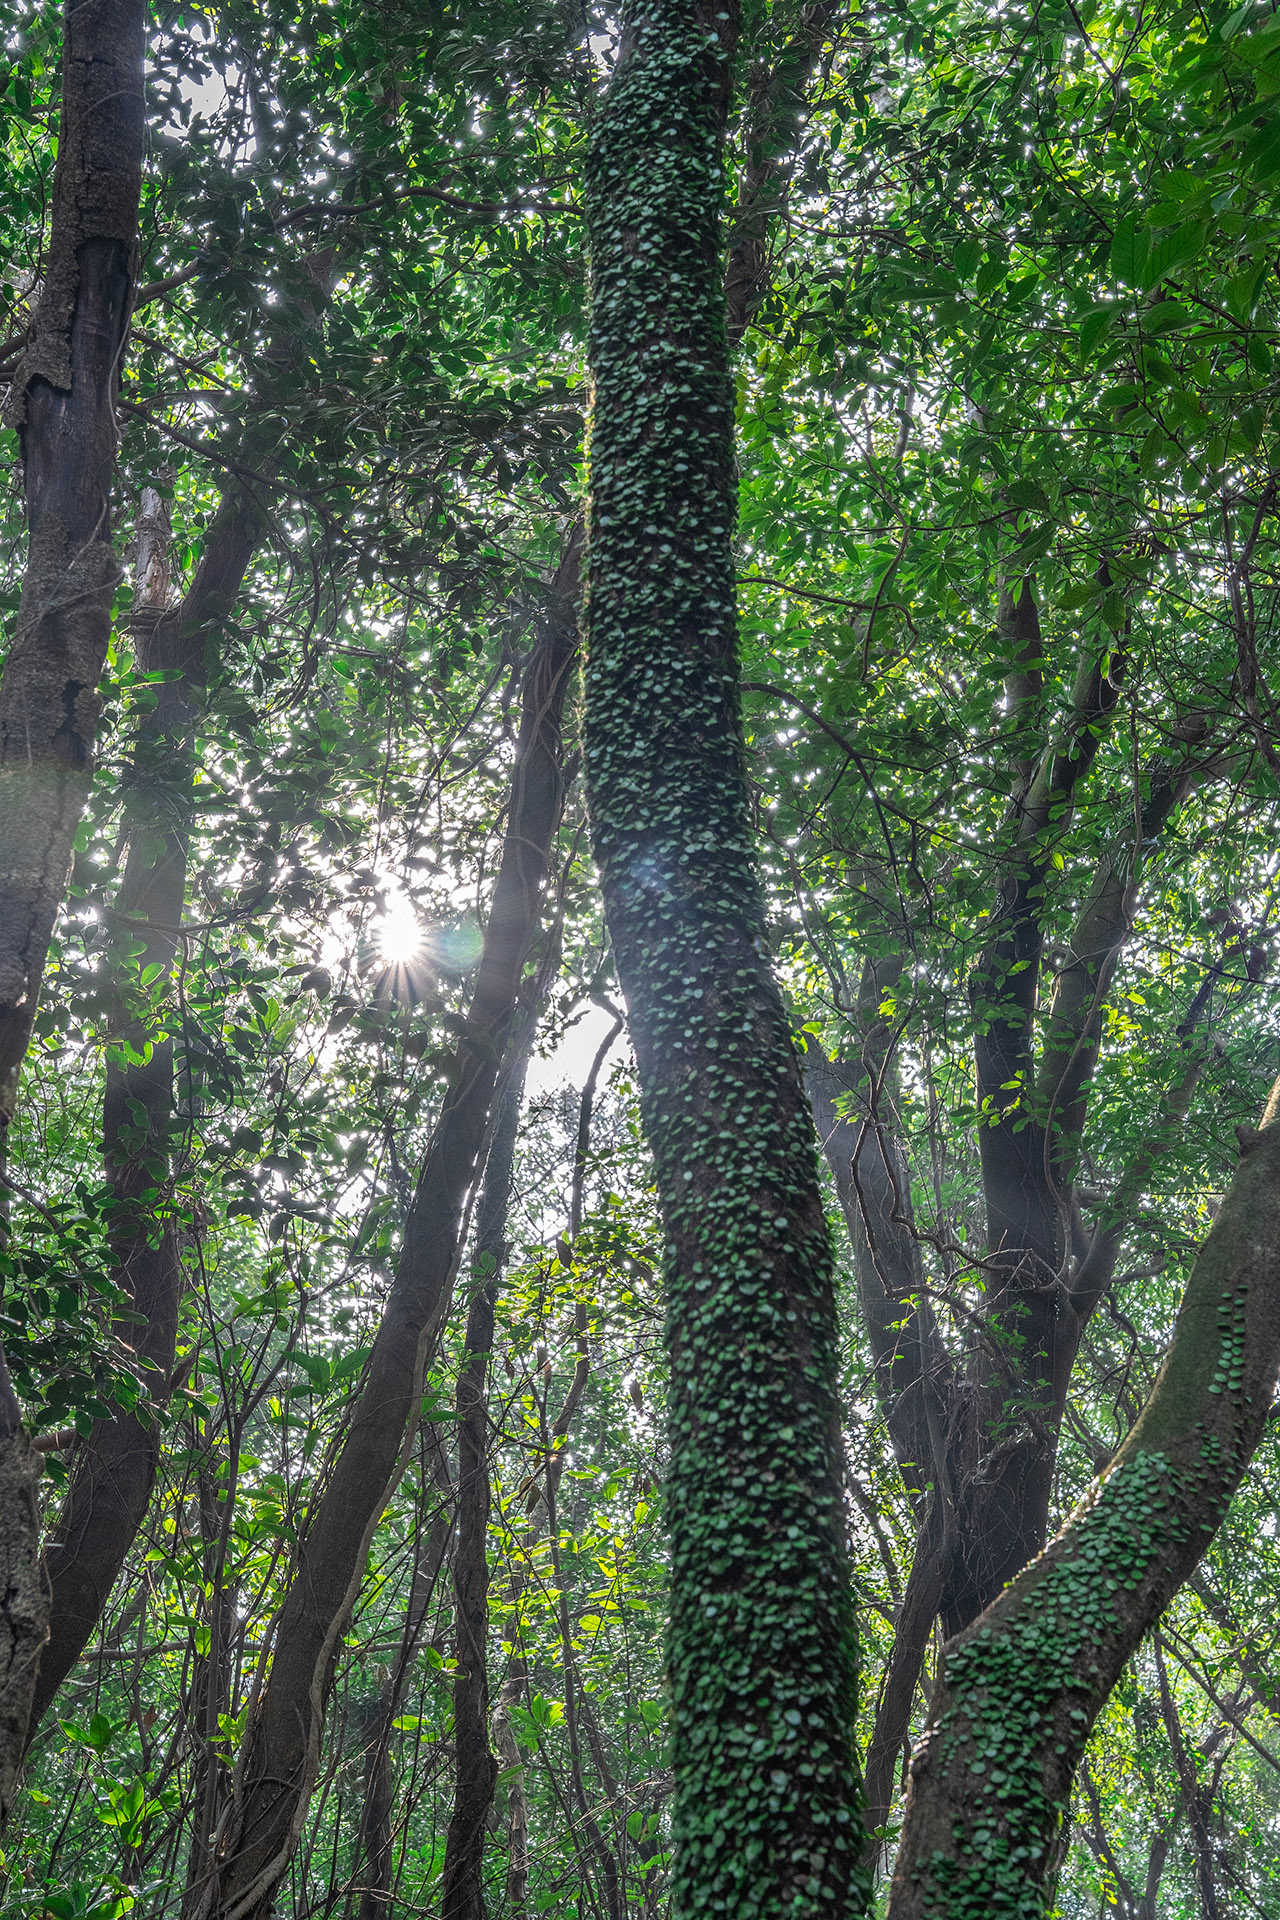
[0,0,144,1128]
[0,0,145,1818]
[29,246,339,1736]
[204,535,581,1920]
[584,4,868,1914]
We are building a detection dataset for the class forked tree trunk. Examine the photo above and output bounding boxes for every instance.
[583,4,868,1913]
[0,0,145,1818]
[28,476,269,1737]
[886,1088,1280,1919]
[31,248,338,1733]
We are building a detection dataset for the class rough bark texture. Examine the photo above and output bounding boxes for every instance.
[0,0,145,1814]
[723,1,839,345]
[885,1079,1280,1920]
[203,536,579,1920]
[441,1064,526,1920]
[0,1385,47,1824]
[29,478,268,1737]
[0,0,145,1127]
[584,5,868,1914]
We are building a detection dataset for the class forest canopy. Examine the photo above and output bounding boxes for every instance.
[0,0,1278,1917]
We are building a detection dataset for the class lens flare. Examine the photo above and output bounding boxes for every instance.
[376,898,424,967]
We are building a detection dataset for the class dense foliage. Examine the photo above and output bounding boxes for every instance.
[0,0,1278,1915]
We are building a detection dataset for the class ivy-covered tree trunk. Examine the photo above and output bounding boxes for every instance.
[583,6,867,1915]
[885,1085,1280,1920]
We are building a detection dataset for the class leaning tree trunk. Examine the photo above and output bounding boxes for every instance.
[204,536,580,1920]
[27,478,267,1738]
[0,0,145,1820]
[885,1086,1280,1920]
[30,243,339,1735]
[583,4,868,1914]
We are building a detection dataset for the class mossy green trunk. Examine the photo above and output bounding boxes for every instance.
[583,5,867,1914]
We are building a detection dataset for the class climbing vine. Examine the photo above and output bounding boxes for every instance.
[583,3,867,1914]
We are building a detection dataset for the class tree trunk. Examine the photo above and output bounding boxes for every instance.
[0,0,145,1128]
[29,477,268,1738]
[885,1083,1280,1919]
[0,0,145,1818]
[353,1435,452,1920]
[492,1571,531,1920]
[441,1063,527,1920]
[584,4,867,1913]
[31,235,339,1731]
[205,535,580,1920]
[723,1,839,345]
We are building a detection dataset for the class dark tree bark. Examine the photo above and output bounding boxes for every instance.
[724,1,840,345]
[441,1063,527,1920]
[957,578,1129,1627]
[492,1572,531,1920]
[584,5,868,1915]
[0,0,145,1128]
[1153,1634,1223,1920]
[0,0,145,1820]
[31,243,340,1735]
[29,478,267,1738]
[804,960,953,1858]
[352,1433,452,1920]
[181,1445,242,1914]
[885,1082,1280,1919]
[205,535,580,1920]
[798,581,1236,1873]
[803,962,952,1512]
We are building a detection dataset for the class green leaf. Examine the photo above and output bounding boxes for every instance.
[1243,115,1280,175]
[1110,214,1150,285]
[291,1350,332,1393]
[1143,301,1194,335]
[1079,305,1115,357]
[87,1711,115,1753]
[1140,223,1207,291]
[954,236,982,278]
